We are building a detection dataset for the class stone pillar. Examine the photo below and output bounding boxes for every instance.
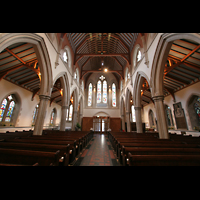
[152,95,169,139]
[135,106,143,133]
[60,105,68,131]
[121,114,125,131]
[126,111,131,132]
[79,113,83,126]
[33,95,50,135]
[72,110,78,131]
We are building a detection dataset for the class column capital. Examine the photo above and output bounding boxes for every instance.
[39,95,51,101]
[152,95,164,102]
[134,106,142,110]
[62,105,69,109]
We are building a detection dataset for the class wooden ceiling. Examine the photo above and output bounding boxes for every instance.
[141,38,200,107]
[67,33,138,80]
[0,42,63,106]
[1,34,200,108]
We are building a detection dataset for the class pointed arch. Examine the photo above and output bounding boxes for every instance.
[53,72,70,107]
[0,33,53,97]
[133,71,150,107]
[150,33,200,97]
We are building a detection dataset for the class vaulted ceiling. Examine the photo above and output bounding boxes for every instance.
[140,38,200,107]
[1,34,200,108]
[66,33,138,81]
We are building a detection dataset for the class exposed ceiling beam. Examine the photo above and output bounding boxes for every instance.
[81,70,123,79]
[75,53,129,65]
[5,48,26,64]
[165,44,200,75]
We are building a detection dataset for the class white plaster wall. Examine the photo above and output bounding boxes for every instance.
[143,82,200,130]
[0,79,61,128]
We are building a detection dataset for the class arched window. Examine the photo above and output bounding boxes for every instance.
[103,80,107,104]
[5,101,15,122]
[88,83,92,106]
[97,80,101,103]
[96,75,107,104]
[69,104,73,121]
[149,109,155,127]
[137,49,142,62]
[112,83,116,107]
[165,105,174,127]
[0,99,7,122]
[0,95,16,123]
[32,104,39,124]
[63,51,68,63]
[50,108,56,125]
[131,105,136,122]
[194,97,200,123]
[66,108,69,121]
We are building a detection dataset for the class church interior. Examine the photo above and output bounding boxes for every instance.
[0,33,200,166]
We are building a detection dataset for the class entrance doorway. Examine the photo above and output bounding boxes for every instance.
[93,116,110,133]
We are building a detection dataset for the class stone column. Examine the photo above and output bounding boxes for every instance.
[72,110,78,131]
[79,113,83,126]
[134,106,143,133]
[152,95,169,139]
[33,95,50,135]
[126,111,131,132]
[60,105,68,131]
[121,114,125,131]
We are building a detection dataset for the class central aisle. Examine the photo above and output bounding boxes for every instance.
[74,134,120,166]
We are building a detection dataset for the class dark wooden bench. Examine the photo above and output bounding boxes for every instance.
[0,163,39,166]
[3,138,77,163]
[122,147,200,166]
[0,142,70,166]
[128,153,200,166]
[0,148,60,166]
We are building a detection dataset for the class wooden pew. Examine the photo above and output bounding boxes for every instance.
[0,163,39,166]
[0,142,70,166]
[0,148,60,166]
[128,153,200,166]
[4,138,77,163]
[122,147,200,166]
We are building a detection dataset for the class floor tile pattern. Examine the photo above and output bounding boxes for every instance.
[74,134,120,166]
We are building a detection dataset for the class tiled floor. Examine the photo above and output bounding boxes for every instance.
[74,134,120,166]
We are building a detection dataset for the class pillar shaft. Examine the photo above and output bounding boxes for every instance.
[152,95,169,139]
[60,105,68,131]
[135,106,143,133]
[33,95,50,135]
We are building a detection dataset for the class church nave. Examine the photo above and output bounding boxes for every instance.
[73,134,120,166]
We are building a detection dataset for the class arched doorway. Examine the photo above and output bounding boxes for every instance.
[93,112,110,133]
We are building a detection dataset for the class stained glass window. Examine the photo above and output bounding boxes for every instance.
[103,80,107,104]
[32,104,39,124]
[0,99,7,122]
[97,80,101,103]
[5,101,15,122]
[88,83,92,106]
[194,97,200,123]
[112,83,116,107]
[50,110,55,125]
[69,104,73,121]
